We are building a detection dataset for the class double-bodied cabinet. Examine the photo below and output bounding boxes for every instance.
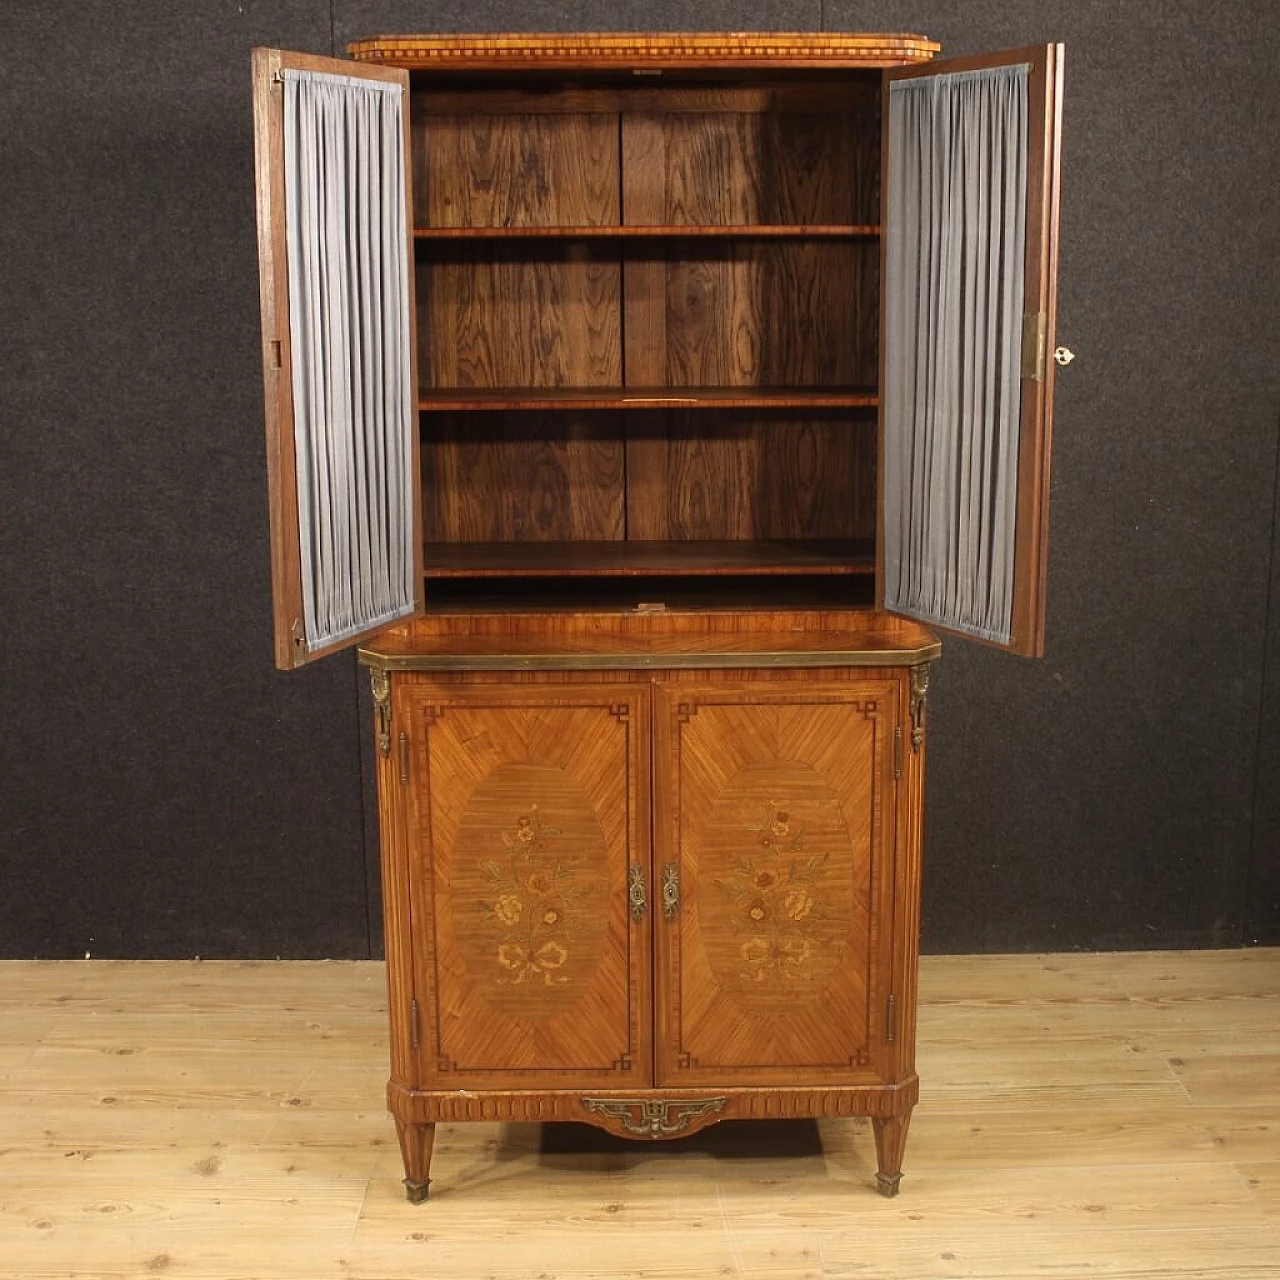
[251,33,1064,1198]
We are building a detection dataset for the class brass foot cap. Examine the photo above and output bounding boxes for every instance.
[403,1177,431,1204]
[875,1171,903,1198]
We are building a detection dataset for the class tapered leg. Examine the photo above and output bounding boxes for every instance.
[395,1118,436,1203]
[872,1111,912,1197]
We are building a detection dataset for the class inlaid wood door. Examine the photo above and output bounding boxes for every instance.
[400,681,651,1090]
[652,679,900,1087]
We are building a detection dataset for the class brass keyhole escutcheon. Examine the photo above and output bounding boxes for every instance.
[627,866,647,919]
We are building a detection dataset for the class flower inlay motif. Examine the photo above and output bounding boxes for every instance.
[480,807,586,987]
[716,801,829,984]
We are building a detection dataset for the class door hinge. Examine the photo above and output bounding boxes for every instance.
[398,731,410,784]
[409,998,421,1050]
[1022,311,1048,382]
[893,724,903,780]
[886,993,897,1044]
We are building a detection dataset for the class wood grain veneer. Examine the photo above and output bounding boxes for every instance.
[420,413,625,545]
[622,103,879,227]
[419,245,621,392]
[415,111,619,230]
[624,412,877,542]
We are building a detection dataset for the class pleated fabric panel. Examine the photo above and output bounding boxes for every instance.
[883,65,1028,645]
[282,68,415,651]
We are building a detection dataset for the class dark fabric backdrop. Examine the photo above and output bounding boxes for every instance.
[1,0,1276,957]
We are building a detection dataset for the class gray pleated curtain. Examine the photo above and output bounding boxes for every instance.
[883,64,1029,645]
[282,68,415,651]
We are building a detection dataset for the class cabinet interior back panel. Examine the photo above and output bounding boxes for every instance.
[622,240,877,389]
[418,246,623,389]
[625,410,876,541]
[421,412,626,543]
[414,110,621,228]
[622,104,880,226]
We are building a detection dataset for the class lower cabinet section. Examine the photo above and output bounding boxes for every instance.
[373,663,927,1201]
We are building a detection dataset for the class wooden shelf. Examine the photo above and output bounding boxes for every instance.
[414,224,880,240]
[419,577,874,614]
[423,539,875,579]
[418,387,879,411]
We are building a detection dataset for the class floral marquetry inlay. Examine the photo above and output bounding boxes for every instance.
[720,801,828,984]
[697,765,861,1014]
[487,809,577,987]
[449,763,611,1019]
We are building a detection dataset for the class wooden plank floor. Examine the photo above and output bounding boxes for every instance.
[0,951,1277,1279]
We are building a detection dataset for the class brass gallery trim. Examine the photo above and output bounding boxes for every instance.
[358,644,943,673]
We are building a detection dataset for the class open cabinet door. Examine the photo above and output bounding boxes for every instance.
[252,48,423,670]
[879,45,1063,657]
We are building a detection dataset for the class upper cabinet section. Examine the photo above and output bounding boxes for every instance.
[252,48,423,670]
[879,45,1064,657]
[253,34,1062,643]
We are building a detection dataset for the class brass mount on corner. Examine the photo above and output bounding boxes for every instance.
[370,668,392,757]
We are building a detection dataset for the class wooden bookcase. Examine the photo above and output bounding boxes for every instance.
[251,32,1064,1200]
